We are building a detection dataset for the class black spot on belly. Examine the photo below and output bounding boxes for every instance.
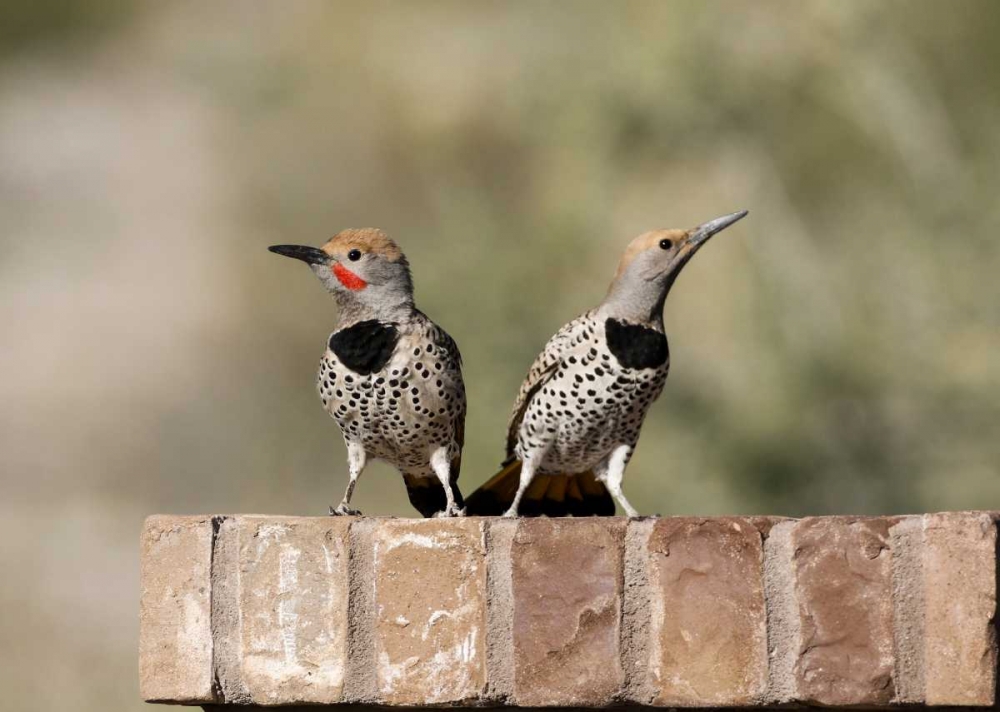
[605,318,668,370]
[329,320,399,375]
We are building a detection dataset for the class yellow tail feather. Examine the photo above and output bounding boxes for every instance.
[464,459,616,517]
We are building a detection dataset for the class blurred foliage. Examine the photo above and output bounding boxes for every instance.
[0,0,134,59]
[1,1,999,709]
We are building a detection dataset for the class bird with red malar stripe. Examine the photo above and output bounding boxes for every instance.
[269,229,466,517]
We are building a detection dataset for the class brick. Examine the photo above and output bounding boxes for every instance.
[790,517,895,705]
[511,518,625,706]
[237,516,351,704]
[646,517,768,706]
[139,515,215,703]
[139,511,1000,709]
[372,518,488,705]
[922,512,996,706]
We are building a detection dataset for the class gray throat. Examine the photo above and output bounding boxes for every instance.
[334,289,416,327]
[601,275,669,327]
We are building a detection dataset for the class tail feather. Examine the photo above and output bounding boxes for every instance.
[546,476,568,508]
[403,471,465,518]
[464,459,616,517]
[461,459,520,517]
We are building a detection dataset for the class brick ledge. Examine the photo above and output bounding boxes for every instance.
[139,513,998,708]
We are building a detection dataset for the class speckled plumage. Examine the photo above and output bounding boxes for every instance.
[466,210,748,518]
[318,313,465,477]
[269,229,466,517]
[510,309,668,475]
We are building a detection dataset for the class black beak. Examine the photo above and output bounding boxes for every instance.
[689,210,749,246]
[268,244,330,265]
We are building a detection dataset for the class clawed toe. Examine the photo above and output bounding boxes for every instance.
[329,503,362,517]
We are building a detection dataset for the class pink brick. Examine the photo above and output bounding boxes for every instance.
[511,518,625,706]
[790,517,896,705]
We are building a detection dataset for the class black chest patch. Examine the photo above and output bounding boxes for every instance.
[604,318,668,370]
[329,320,399,375]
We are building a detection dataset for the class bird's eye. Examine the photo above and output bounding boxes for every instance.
[659,238,674,250]
[347,249,362,262]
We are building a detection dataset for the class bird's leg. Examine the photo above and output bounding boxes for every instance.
[430,446,465,517]
[330,441,366,516]
[596,444,639,518]
[503,455,540,518]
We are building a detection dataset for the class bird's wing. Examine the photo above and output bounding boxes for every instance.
[424,313,467,487]
[431,322,465,480]
[505,311,595,457]
[398,312,467,518]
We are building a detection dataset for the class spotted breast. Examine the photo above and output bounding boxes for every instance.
[513,309,669,475]
[317,312,466,478]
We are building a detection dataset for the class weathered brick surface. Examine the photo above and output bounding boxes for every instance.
[236,516,351,705]
[790,517,895,706]
[922,512,996,706]
[371,518,488,705]
[138,511,1000,709]
[646,517,769,706]
[511,518,625,706]
[139,515,214,703]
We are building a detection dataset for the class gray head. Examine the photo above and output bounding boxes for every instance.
[602,210,748,323]
[269,228,415,324]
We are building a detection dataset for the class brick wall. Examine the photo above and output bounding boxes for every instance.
[139,513,997,708]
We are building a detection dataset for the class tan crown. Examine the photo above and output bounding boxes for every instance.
[321,228,404,262]
[613,228,688,281]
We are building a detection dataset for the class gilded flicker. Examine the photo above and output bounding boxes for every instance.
[269,229,466,517]
[465,211,748,517]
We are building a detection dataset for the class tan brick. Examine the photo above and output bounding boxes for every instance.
[922,512,996,706]
[139,515,215,703]
[791,517,896,705]
[511,518,625,706]
[138,511,999,708]
[647,517,768,706]
[237,516,351,705]
[372,518,488,705]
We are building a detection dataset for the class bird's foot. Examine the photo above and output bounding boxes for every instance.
[501,508,519,519]
[435,504,466,518]
[329,503,362,517]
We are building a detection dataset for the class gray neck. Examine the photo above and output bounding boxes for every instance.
[334,287,416,327]
[601,274,669,327]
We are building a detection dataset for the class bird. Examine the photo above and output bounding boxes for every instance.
[268,228,466,518]
[465,210,748,518]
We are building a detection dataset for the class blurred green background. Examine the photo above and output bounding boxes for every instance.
[2,1,999,708]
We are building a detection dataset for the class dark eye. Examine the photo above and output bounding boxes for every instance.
[347,249,362,261]
[659,238,674,250]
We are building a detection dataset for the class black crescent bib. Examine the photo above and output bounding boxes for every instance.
[604,318,668,370]
[329,320,400,375]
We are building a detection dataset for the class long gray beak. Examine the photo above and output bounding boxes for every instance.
[268,244,330,264]
[690,210,749,245]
